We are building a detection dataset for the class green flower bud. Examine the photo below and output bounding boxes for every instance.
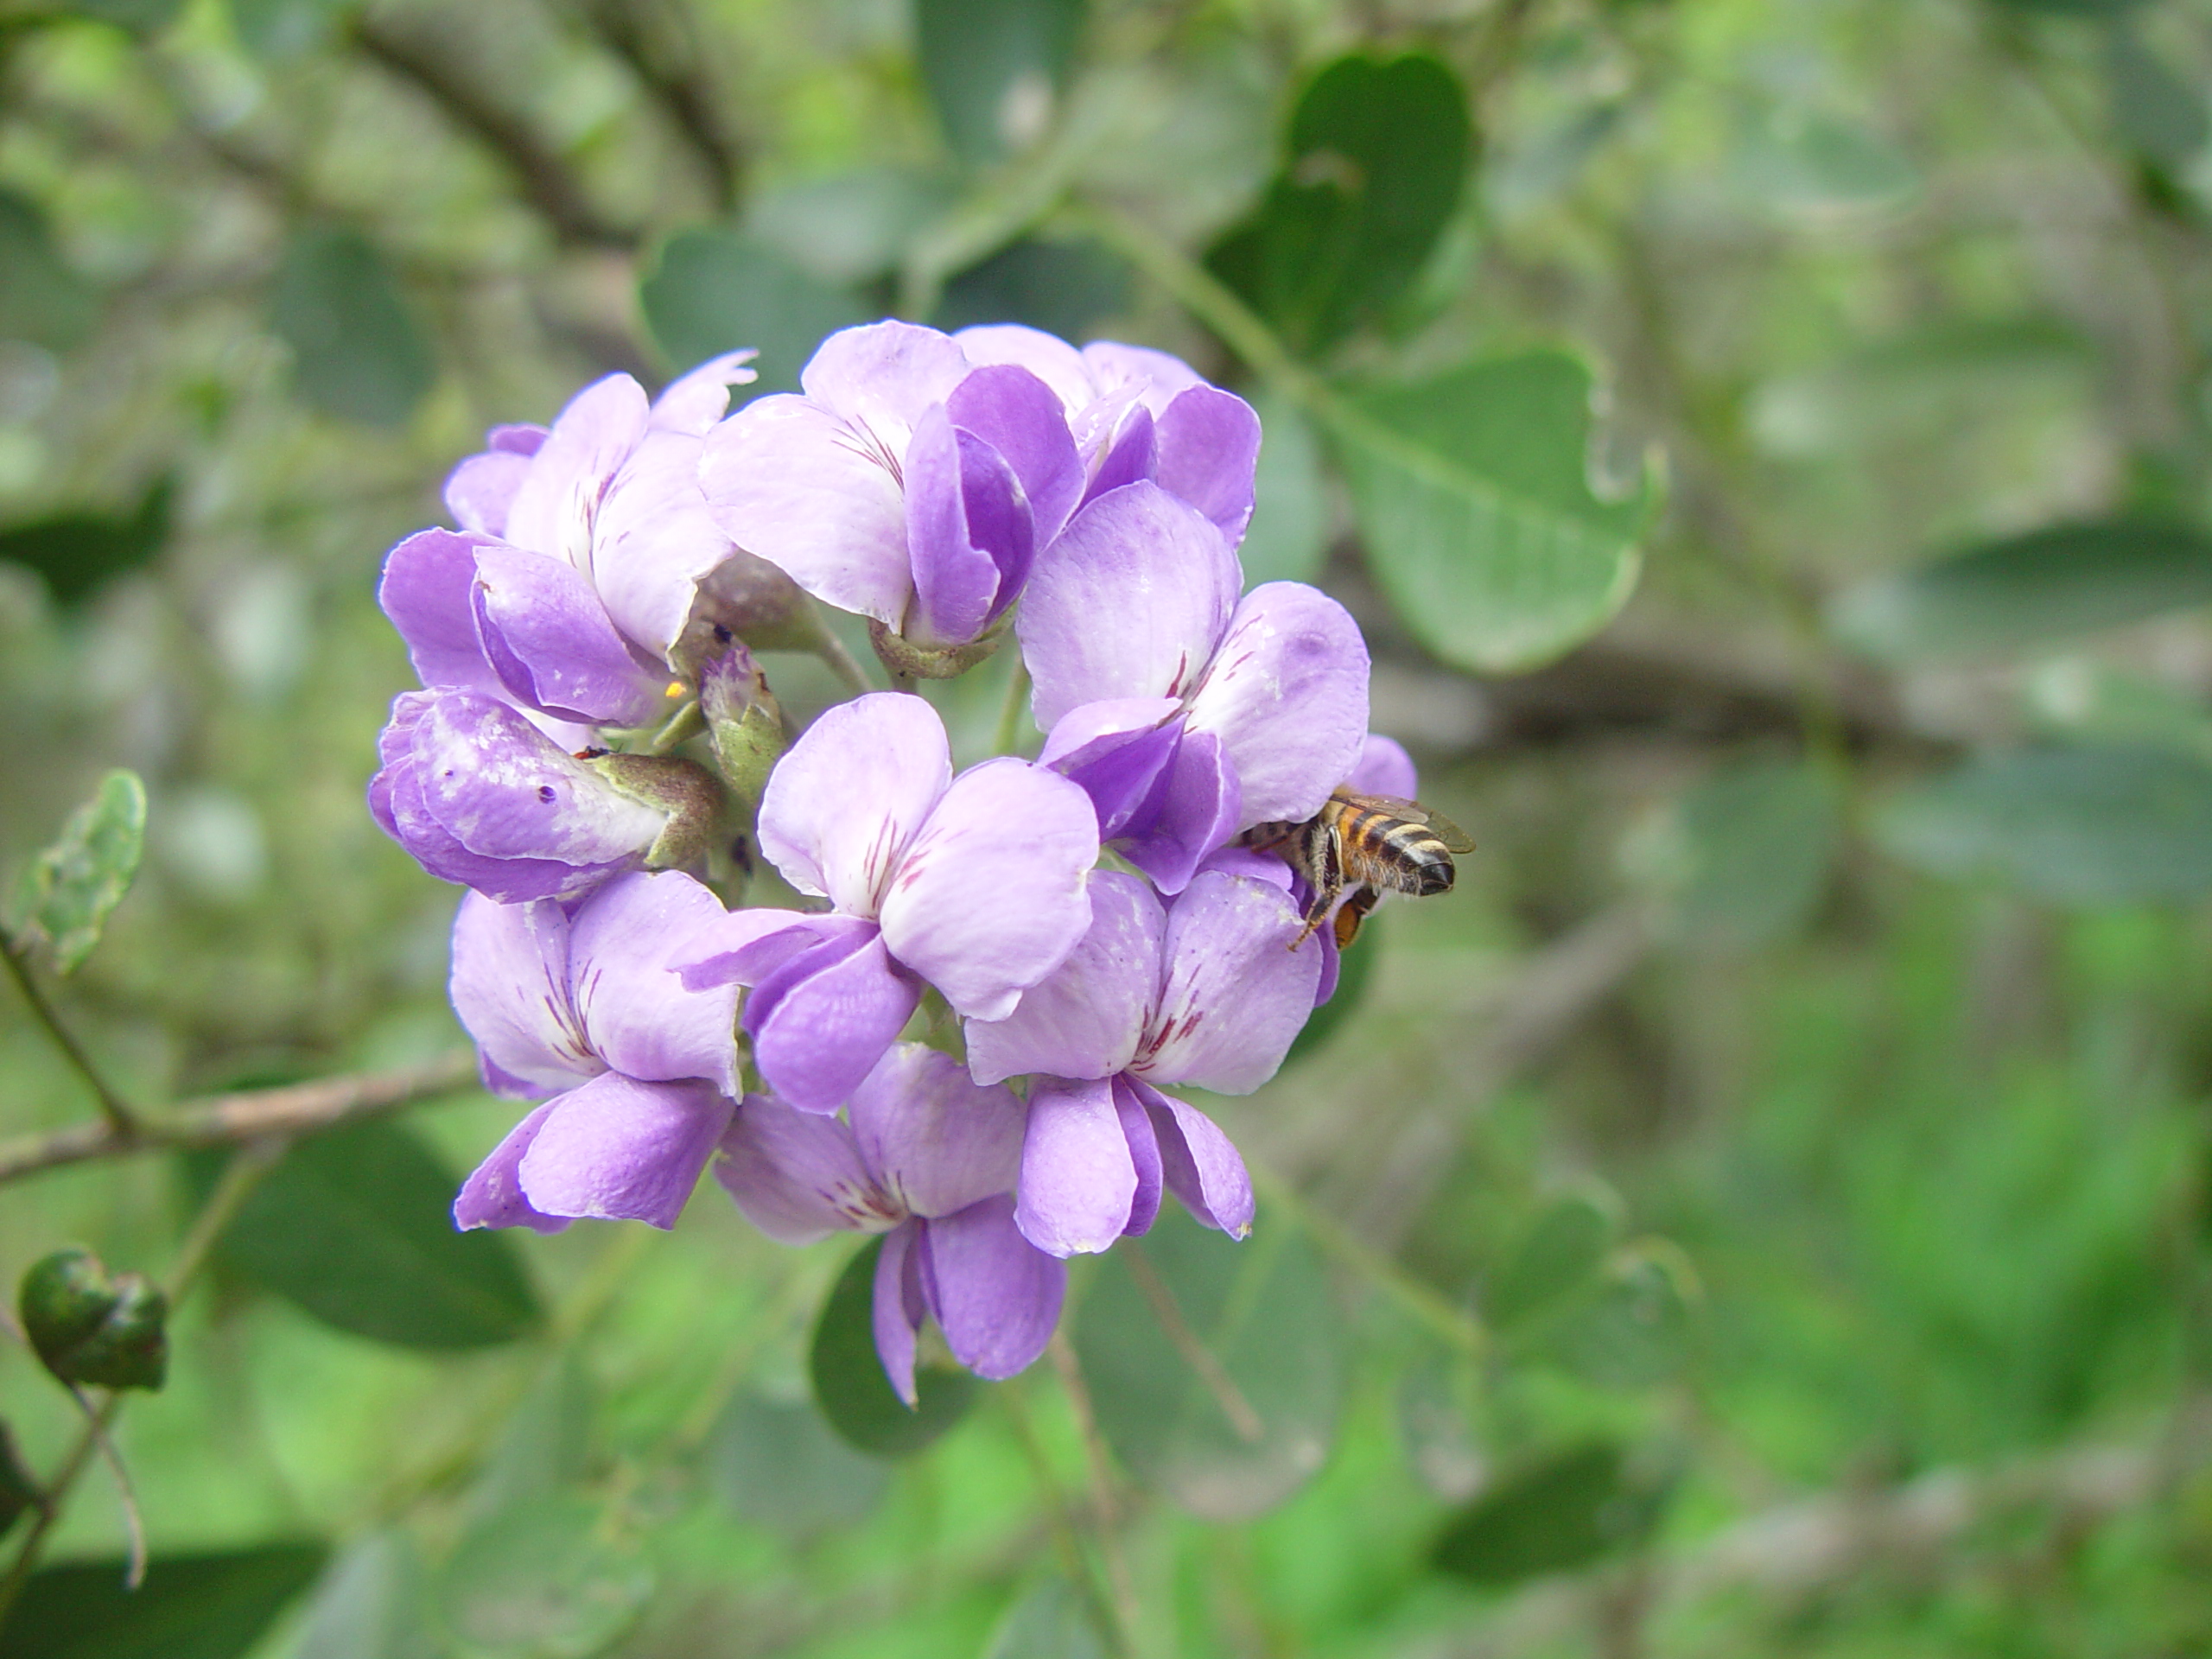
[582,753,725,874]
[19,1247,168,1392]
[699,641,787,814]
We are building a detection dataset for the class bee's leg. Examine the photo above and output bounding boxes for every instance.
[1289,844,1343,949]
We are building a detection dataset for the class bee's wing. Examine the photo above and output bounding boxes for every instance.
[1417,808,1478,855]
[1339,792,1478,854]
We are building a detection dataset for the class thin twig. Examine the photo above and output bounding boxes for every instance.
[1,937,139,1138]
[0,1052,478,1186]
[66,1386,143,1591]
[1047,1331,1141,1643]
[1250,1167,1481,1356]
[1122,1244,1265,1444]
[810,612,877,697]
[999,1379,1133,1659]
[574,0,745,211]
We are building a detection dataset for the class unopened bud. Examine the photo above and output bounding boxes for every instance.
[19,1247,168,1392]
[671,551,817,673]
[583,753,725,874]
[699,643,787,812]
[868,615,1007,682]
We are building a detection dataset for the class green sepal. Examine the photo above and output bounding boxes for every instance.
[18,1248,168,1392]
[867,614,1007,681]
[582,754,725,874]
[698,643,788,813]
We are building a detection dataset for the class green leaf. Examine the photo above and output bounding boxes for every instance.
[54,0,187,32]
[1396,1341,1484,1501]
[1431,1441,1663,1586]
[290,1533,439,1659]
[466,1357,594,1521]
[187,1119,541,1350]
[0,191,98,352]
[0,1543,327,1659]
[1669,758,1840,947]
[2107,26,2209,168]
[640,228,868,401]
[0,479,174,607]
[982,1575,1111,1659]
[1237,390,1329,589]
[2022,658,2212,764]
[707,1389,890,1538]
[1338,353,1649,674]
[932,238,1129,340]
[1484,1190,1617,1332]
[1207,53,1471,357]
[1832,518,2212,662]
[1732,105,1918,213]
[11,771,146,974]
[748,167,963,287]
[270,226,435,429]
[1877,745,2212,906]
[1282,912,1377,1067]
[1537,1249,1696,1389]
[228,0,358,59]
[1074,1208,1345,1520]
[17,1247,168,1391]
[435,1498,651,1659]
[810,1236,978,1458]
[913,0,1087,167]
[0,1421,41,1539]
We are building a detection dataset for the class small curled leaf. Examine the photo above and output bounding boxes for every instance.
[18,1247,168,1392]
[10,771,147,974]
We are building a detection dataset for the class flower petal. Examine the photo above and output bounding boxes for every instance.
[1078,340,1207,412]
[676,906,840,991]
[444,453,531,538]
[904,404,1023,649]
[715,1093,892,1243]
[798,320,970,448]
[919,1196,1067,1382]
[876,757,1098,1021]
[469,543,665,725]
[1081,404,1156,505]
[946,363,1083,546]
[1139,869,1319,1093]
[849,1043,1025,1218]
[454,1103,571,1234]
[1115,727,1242,896]
[515,1071,734,1228]
[1037,697,1183,841]
[410,694,669,866]
[746,929,922,1113]
[1018,480,1243,730]
[1130,1078,1254,1238]
[1015,1077,1138,1258]
[873,1219,926,1406]
[448,890,595,1094]
[1185,582,1370,827]
[952,324,1096,414]
[1154,386,1262,549]
[648,349,758,435]
[378,529,502,695]
[569,871,741,1093]
[1113,1075,1165,1237]
[590,428,740,662]
[757,692,952,915]
[965,870,1161,1085]
[1347,733,1417,798]
[501,374,652,571]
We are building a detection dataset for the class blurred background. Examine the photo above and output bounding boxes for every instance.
[3,0,2212,1653]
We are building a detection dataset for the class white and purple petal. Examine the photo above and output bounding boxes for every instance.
[448,890,594,1094]
[514,1071,734,1229]
[848,1044,1025,1221]
[918,1196,1066,1382]
[965,871,1162,1086]
[756,692,952,917]
[453,1103,570,1234]
[1130,1078,1254,1238]
[744,928,922,1114]
[1014,1077,1140,1258]
[715,1093,895,1243]
[1138,869,1319,1094]
[568,871,741,1094]
[468,544,666,726]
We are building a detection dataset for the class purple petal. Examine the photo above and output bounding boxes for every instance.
[873,1220,926,1406]
[489,424,548,455]
[1082,405,1156,506]
[1015,1077,1138,1258]
[698,393,912,625]
[445,453,531,538]
[409,694,668,866]
[378,529,503,695]
[501,374,652,567]
[568,871,741,1094]
[1154,387,1262,549]
[946,364,1083,545]
[918,1196,1066,1382]
[951,324,1096,414]
[1018,481,1242,730]
[715,1093,893,1243]
[1115,727,1242,896]
[904,404,1025,649]
[965,871,1162,1085]
[1130,1078,1254,1238]
[800,321,971,442]
[1185,582,1370,827]
[374,734,625,903]
[1038,698,1183,841]
[448,890,596,1094]
[757,693,951,917]
[454,1103,571,1234]
[469,543,666,725]
[876,757,1098,1021]
[745,929,921,1113]
[515,1072,734,1228]
[591,428,740,662]
[1078,341,1207,413]
[648,350,759,435]
[1347,734,1417,798]
[677,906,842,991]
[848,1043,1025,1218]
[1137,869,1319,1092]
[1113,1075,1165,1238]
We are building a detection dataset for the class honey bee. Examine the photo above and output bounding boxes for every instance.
[1245,790,1476,950]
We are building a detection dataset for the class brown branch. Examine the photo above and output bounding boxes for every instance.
[0,1051,478,1185]
[351,15,636,250]
[575,0,744,212]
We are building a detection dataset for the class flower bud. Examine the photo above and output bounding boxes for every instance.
[670,550,818,674]
[582,753,726,874]
[868,615,1007,682]
[19,1247,168,1392]
[698,641,787,813]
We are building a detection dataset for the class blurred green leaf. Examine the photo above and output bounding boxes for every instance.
[1539,1249,1696,1389]
[467,1357,594,1521]
[1396,1342,1484,1502]
[0,191,98,352]
[270,226,435,428]
[932,238,1128,340]
[0,1422,41,1539]
[1732,104,1918,213]
[1338,352,1649,674]
[2022,658,2212,762]
[435,1498,651,1659]
[1485,1191,1617,1332]
[1282,914,1377,1068]
[1986,0,2147,14]
[708,1388,890,1537]
[10,770,146,974]
[1432,1441,1663,1586]
[54,0,187,32]
[188,1119,541,1349]
[2107,27,2208,167]
[1878,745,2212,905]
[1670,758,1840,946]
[749,167,963,287]
[0,1543,327,1659]
[228,0,358,59]
[0,480,172,607]
[914,0,1086,167]
[810,1236,978,1458]
[1075,1208,1345,1520]
[1208,53,1471,357]
[1833,518,2212,661]
[1237,390,1328,588]
[18,1247,168,1390]
[290,1533,439,1659]
[982,1575,1110,1659]
[641,227,868,400]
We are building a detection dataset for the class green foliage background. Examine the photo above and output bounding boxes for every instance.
[3,0,2212,1653]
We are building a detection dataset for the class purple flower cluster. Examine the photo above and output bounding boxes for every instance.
[370,320,1398,1400]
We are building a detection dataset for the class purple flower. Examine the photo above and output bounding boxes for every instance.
[678,692,1098,1112]
[716,1045,1065,1401]
[382,353,759,728]
[964,868,1320,1257]
[449,870,742,1233]
[699,321,1084,652]
[1019,481,1370,893]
